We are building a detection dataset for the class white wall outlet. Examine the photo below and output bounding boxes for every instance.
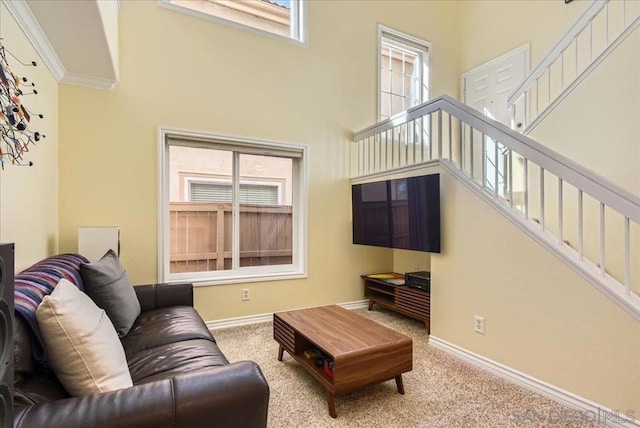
[242,288,250,301]
[474,316,485,334]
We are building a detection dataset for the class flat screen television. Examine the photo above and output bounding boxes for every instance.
[352,173,440,253]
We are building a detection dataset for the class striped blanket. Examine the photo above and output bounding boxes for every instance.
[14,253,89,362]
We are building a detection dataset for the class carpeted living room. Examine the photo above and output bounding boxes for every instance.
[1,0,639,427]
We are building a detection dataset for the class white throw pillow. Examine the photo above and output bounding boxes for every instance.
[36,278,133,396]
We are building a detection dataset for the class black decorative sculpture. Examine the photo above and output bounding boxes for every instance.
[0,40,45,169]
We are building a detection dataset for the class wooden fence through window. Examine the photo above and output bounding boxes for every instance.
[169,202,293,273]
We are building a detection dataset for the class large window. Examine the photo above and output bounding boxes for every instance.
[159,0,306,43]
[159,129,307,283]
[378,26,430,120]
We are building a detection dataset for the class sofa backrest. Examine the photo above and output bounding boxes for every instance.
[14,254,89,362]
[12,254,91,410]
[14,314,33,383]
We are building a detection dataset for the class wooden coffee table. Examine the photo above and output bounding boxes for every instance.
[273,305,412,418]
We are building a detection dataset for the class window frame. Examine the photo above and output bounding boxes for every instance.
[157,0,307,45]
[377,25,431,121]
[158,126,308,285]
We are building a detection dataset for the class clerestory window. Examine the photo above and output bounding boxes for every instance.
[159,0,306,43]
[378,25,430,120]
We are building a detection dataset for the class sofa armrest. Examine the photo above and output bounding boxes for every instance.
[134,282,193,312]
[13,361,269,428]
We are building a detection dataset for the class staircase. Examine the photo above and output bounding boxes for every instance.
[351,94,640,319]
[351,0,640,319]
[507,0,640,134]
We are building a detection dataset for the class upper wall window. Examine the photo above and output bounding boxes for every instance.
[159,0,306,42]
[378,25,430,120]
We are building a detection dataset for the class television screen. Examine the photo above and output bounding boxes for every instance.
[352,174,440,253]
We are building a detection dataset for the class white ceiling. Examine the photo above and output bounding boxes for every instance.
[6,0,120,89]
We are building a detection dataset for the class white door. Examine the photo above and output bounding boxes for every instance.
[462,44,529,196]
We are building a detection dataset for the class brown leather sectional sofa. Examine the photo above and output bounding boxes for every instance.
[13,280,270,428]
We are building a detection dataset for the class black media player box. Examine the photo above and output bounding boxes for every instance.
[405,271,430,292]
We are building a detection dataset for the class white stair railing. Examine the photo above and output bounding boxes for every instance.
[352,94,640,319]
[507,0,640,134]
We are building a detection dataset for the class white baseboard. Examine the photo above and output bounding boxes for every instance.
[337,299,370,310]
[206,311,273,330]
[205,299,369,330]
[429,336,639,428]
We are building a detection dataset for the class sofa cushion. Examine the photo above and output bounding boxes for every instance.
[80,249,141,337]
[36,279,133,396]
[121,306,215,356]
[128,339,229,384]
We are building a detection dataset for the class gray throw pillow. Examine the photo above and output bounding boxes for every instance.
[79,249,140,337]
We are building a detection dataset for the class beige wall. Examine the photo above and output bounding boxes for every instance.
[0,4,59,271]
[457,0,640,294]
[458,0,639,192]
[458,0,584,75]
[393,248,430,275]
[432,169,640,413]
[514,32,639,294]
[529,30,640,294]
[451,0,640,413]
[527,21,640,196]
[58,1,460,320]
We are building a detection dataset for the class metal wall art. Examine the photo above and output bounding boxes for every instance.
[0,39,44,169]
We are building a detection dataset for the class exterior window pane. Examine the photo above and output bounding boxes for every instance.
[163,0,305,42]
[169,146,233,273]
[379,27,429,120]
[391,94,405,117]
[162,132,305,284]
[380,92,390,120]
[239,154,292,267]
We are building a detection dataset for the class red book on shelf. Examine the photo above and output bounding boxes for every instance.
[323,360,334,379]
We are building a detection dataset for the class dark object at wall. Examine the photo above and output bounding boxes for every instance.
[0,243,15,428]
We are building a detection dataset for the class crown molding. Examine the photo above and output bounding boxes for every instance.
[3,0,66,82]
[61,72,117,90]
[5,0,119,90]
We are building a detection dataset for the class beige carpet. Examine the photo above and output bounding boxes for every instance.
[212,307,605,427]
